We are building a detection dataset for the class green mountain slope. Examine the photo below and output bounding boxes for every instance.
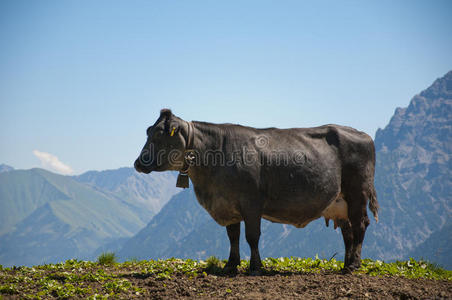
[0,168,174,266]
[0,169,70,235]
[75,168,179,223]
[1,202,85,266]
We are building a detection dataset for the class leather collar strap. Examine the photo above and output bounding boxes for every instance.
[176,121,194,188]
[185,121,195,153]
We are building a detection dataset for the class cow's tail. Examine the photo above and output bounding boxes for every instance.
[368,184,379,222]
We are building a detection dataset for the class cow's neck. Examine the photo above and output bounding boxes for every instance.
[189,121,224,152]
[187,121,226,187]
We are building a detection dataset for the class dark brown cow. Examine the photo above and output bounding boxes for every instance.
[135,109,379,275]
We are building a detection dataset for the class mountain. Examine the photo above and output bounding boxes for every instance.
[0,168,70,235]
[408,221,451,268]
[75,168,179,223]
[118,187,209,260]
[364,70,452,265]
[0,168,180,266]
[119,71,452,268]
[0,164,13,173]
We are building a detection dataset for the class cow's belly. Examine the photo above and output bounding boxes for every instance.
[262,214,317,228]
[262,193,348,228]
[197,195,243,226]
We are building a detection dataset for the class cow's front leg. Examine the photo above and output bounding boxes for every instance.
[244,216,262,275]
[223,222,240,274]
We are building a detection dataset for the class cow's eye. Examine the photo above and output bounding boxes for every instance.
[153,128,164,138]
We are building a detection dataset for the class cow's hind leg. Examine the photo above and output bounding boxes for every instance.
[349,194,370,271]
[338,219,353,272]
[342,187,370,273]
[223,222,240,274]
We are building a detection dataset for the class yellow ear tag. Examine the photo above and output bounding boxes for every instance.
[170,127,176,136]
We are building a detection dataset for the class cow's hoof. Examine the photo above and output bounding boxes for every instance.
[222,265,238,275]
[342,264,360,274]
[341,267,353,274]
[248,269,262,276]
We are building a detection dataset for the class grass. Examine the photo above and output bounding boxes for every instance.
[97,252,117,265]
[0,257,450,299]
[204,256,223,274]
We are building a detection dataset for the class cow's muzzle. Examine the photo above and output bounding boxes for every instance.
[134,159,151,174]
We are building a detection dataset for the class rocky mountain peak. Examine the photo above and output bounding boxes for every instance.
[419,70,452,99]
[366,71,452,266]
[375,71,452,153]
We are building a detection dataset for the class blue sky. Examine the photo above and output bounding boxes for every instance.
[1,0,451,174]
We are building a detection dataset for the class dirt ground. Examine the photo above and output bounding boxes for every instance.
[127,271,451,299]
[1,268,451,299]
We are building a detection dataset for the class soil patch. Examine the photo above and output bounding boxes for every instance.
[130,271,451,299]
[1,263,451,299]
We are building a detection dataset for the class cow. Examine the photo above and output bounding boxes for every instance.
[134,109,379,275]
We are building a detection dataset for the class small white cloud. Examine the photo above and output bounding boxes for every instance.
[33,150,74,175]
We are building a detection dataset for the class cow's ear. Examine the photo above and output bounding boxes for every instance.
[169,125,177,136]
[169,121,180,136]
[160,109,172,120]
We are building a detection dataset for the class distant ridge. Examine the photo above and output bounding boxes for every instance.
[0,167,179,267]
[0,164,14,173]
[75,168,180,222]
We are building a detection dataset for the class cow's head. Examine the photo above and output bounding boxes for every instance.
[134,109,188,173]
